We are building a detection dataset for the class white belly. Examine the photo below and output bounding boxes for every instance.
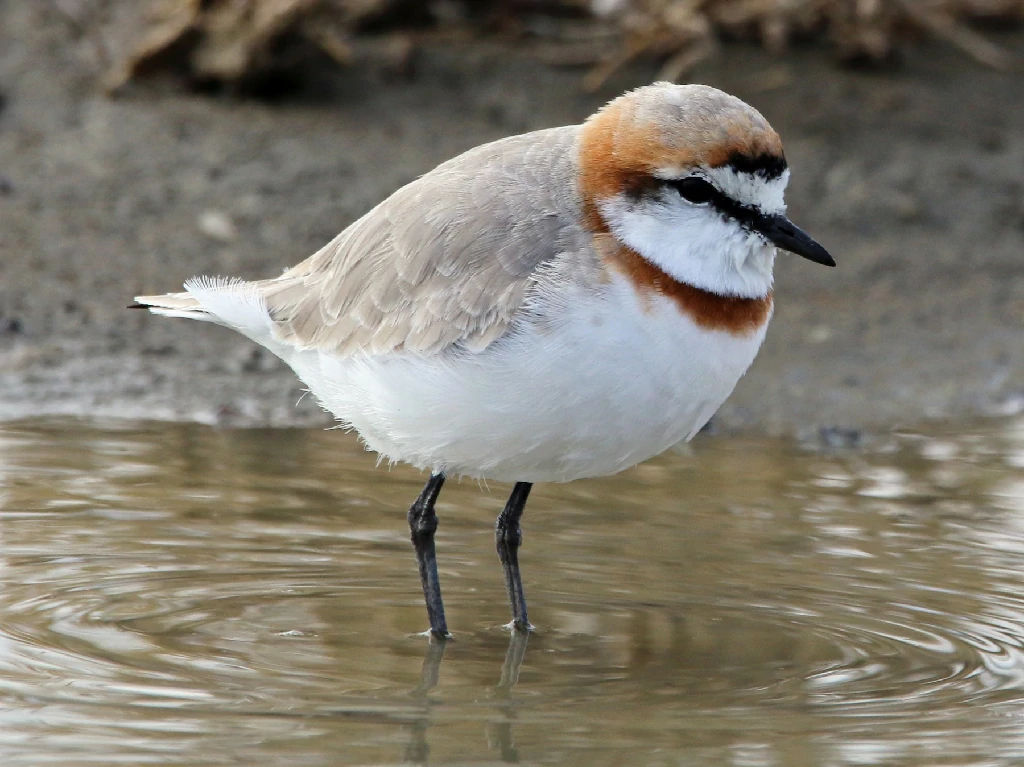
[286,274,769,483]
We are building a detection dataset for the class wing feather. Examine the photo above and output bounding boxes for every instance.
[260,126,589,357]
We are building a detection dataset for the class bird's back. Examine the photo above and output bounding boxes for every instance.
[259,125,592,357]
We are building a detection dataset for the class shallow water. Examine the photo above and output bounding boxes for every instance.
[1,418,1024,765]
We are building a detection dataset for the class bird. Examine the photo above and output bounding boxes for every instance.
[132,82,834,640]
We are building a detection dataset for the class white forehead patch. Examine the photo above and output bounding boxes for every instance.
[654,165,790,216]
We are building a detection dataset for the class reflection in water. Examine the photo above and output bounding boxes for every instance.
[403,633,529,764]
[0,418,1023,764]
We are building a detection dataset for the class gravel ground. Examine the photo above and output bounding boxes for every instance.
[1,4,1022,443]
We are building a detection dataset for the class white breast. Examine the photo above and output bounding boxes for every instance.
[287,273,769,483]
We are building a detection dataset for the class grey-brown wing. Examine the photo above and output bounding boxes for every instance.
[260,126,588,356]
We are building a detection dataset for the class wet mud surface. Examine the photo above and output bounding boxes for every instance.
[0,5,1023,438]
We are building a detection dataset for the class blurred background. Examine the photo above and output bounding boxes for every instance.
[0,0,1021,437]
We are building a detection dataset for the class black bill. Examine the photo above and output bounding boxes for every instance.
[759,215,835,267]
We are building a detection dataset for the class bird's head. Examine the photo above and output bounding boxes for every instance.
[579,82,834,300]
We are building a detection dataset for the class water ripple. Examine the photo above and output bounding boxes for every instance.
[0,418,1023,764]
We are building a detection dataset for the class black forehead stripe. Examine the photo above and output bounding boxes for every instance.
[718,151,788,180]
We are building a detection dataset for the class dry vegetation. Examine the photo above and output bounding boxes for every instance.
[75,0,1023,91]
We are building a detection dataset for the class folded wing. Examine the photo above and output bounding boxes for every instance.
[260,126,587,356]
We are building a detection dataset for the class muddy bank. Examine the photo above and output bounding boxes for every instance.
[1,4,1022,441]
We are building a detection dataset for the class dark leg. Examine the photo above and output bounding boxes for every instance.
[408,473,449,639]
[495,481,533,632]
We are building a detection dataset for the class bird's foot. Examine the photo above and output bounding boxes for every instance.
[502,619,534,634]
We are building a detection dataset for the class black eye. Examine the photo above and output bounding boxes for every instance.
[671,177,717,205]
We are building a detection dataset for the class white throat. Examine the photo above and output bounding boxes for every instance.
[598,196,777,299]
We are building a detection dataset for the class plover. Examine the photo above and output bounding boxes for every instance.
[133,82,835,639]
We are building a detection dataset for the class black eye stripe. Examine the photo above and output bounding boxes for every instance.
[666,177,766,233]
